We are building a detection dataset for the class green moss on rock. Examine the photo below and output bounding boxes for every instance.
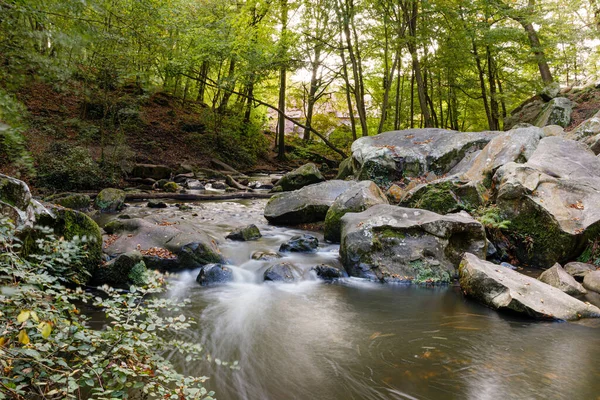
[95,188,126,212]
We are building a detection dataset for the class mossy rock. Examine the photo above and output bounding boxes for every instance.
[335,157,354,180]
[95,188,126,212]
[163,181,179,193]
[275,163,325,191]
[22,206,103,284]
[0,174,31,209]
[226,224,262,241]
[46,193,91,210]
[401,180,484,215]
[93,251,149,287]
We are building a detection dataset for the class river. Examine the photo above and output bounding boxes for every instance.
[103,199,600,400]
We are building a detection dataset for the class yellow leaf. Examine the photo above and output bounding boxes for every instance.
[17,311,30,323]
[30,311,39,323]
[17,329,30,345]
[0,337,6,347]
[38,322,52,339]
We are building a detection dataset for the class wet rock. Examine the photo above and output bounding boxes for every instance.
[93,251,148,286]
[274,163,325,192]
[185,179,205,190]
[251,251,282,261]
[131,164,172,180]
[226,224,262,241]
[147,200,168,209]
[324,180,388,243]
[196,264,234,286]
[310,264,347,280]
[264,262,300,283]
[279,234,319,253]
[493,137,600,268]
[211,182,228,190]
[350,128,497,183]
[177,241,225,269]
[340,204,487,283]
[264,180,358,225]
[564,262,596,281]
[583,271,600,293]
[459,253,600,321]
[534,97,574,128]
[95,188,126,212]
[538,263,587,296]
[163,181,179,193]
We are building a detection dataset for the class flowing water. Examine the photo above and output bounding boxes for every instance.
[105,199,600,400]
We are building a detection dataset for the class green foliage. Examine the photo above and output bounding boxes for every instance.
[474,205,511,230]
[0,218,216,399]
[578,239,600,267]
[0,90,34,176]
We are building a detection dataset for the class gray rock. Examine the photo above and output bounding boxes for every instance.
[459,253,600,321]
[274,163,325,191]
[504,98,545,130]
[350,128,497,183]
[147,200,168,209]
[226,224,261,241]
[335,157,355,180]
[185,179,205,190]
[264,180,358,225]
[583,270,600,293]
[196,264,234,286]
[400,178,485,215]
[324,180,388,243]
[93,251,148,286]
[310,264,347,280]
[0,174,37,228]
[539,82,561,101]
[534,97,574,128]
[279,234,319,253]
[264,262,300,283]
[564,262,596,280]
[538,263,587,295]
[493,137,600,268]
[251,251,281,261]
[542,125,565,137]
[584,133,600,155]
[340,204,487,283]
[567,115,600,142]
[95,188,126,212]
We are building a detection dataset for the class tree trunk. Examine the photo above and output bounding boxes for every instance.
[520,21,553,85]
[218,57,236,113]
[471,38,493,130]
[486,46,500,130]
[277,0,289,161]
[303,45,322,141]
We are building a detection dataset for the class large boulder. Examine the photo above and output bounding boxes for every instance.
[340,204,487,283]
[264,262,301,283]
[264,180,358,225]
[95,188,126,212]
[583,271,600,293]
[274,163,325,191]
[0,173,43,228]
[350,128,497,184]
[400,179,485,215]
[310,264,347,280]
[131,164,172,180]
[493,137,600,267]
[534,97,574,128]
[324,181,389,243]
[538,263,587,296]
[196,264,234,286]
[101,217,224,271]
[459,253,600,321]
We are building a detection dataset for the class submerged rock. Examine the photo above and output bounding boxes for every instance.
[147,200,168,209]
[264,180,358,225]
[264,262,300,283]
[274,163,325,192]
[226,224,262,241]
[339,204,487,283]
[196,264,234,286]
[251,250,282,261]
[324,180,388,243]
[459,253,600,321]
[350,128,497,183]
[538,263,587,296]
[279,234,319,253]
[493,137,600,268]
[95,188,126,212]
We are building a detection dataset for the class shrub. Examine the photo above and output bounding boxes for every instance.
[0,218,216,399]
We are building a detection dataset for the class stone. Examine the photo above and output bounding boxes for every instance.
[279,234,319,253]
[538,263,587,296]
[567,115,600,142]
[95,188,126,212]
[264,262,300,283]
[539,82,561,101]
[504,98,545,131]
[400,179,484,215]
[542,125,565,137]
[45,193,91,210]
[583,271,600,293]
[196,264,234,286]
[0,174,39,228]
[459,253,600,321]
[335,157,355,180]
[493,137,600,267]
[564,262,596,280]
[264,180,358,225]
[274,163,325,192]
[584,134,600,155]
[147,200,168,209]
[386,184,404,204]
[163,181,178,193]
[310,264,347,280]
[131,164,172,180]
[324,181,389,243]
[185,179,205,190]
[251,251,281,261]
[93,251,148,286]
[534,97,574,128]
[340,204,487,283]
[226,224,262,241]
[350,128,497,183]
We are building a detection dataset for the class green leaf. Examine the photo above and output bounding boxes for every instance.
[17,310,30,323]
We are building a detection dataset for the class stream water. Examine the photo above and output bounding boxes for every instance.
[104,199,600,400]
